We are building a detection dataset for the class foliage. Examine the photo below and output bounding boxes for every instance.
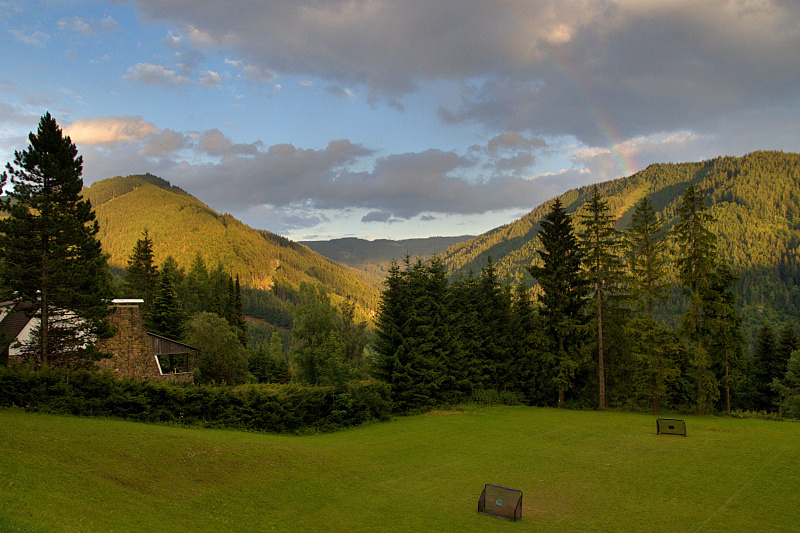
[439,151,800,340]
[184,312,249,385]
[290,283,369,387]
[0,366,390,433]
[121,229,158,313]
[145,256,187,340]
[0,113,114,368]
[82,174,380,340]
[578,186,627,409]
[528,198,588,407]
[625,196,670,319]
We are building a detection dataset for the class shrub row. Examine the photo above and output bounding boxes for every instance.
[0,366,391,433]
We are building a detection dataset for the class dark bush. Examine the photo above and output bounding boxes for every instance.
[0,366,391,433]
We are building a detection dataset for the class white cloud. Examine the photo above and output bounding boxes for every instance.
[124,63,191,87]
[9,29,49,46]
[57,15,121,36]
[57,17,93,35]
[65,116,159,146]
[199,70,222,88]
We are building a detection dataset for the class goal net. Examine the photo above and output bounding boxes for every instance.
[478,484,522,521]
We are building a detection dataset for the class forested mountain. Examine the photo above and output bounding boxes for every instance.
[301,235,473,284]
[440,151,800,332]
[83,174,381,316]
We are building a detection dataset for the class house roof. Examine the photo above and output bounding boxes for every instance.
[0,302,33,344]
[146,331,201,355]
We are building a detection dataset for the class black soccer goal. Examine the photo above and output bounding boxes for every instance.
[478,483,522,521]
[656,418,686,436]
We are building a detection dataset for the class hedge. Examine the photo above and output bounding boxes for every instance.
[0,366,392,433]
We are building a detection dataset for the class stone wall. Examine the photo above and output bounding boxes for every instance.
[97,304,193,383]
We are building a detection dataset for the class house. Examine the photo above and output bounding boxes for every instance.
[0,299,198,383]
[0,301,34,367]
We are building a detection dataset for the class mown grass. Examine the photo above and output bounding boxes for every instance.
[2,406,799,532]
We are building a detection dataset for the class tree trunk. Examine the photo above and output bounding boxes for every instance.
[725,353,731,415]
[558,388,564,408]
[40,233,49,367]
[597,284,606,409]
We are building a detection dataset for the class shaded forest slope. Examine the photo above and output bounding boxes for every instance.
[440,150,800,325]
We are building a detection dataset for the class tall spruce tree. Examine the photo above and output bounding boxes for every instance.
[752,323,778,411]
[122,229,159,314]
[579,186,625,409]
[673,184,719,414]
[625,196,670,320]
[146,257,186,340]
[625,196,677,411]
[528,198,588,407]
[0,113,113,368]
[701,264,744,414]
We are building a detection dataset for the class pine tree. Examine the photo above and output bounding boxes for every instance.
[752,323,778,411]
[146,257,187,340]
[625,196,670,320]
[776,323,798,381]
[0,113,113,368]
[701,264,744,414]
[579,186,626,409]
[673,184,719,414]
[122,229,159,314]
[181,253,210,315]
[528,198,588,407]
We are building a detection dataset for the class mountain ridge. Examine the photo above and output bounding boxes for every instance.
[438,150,800,329]
[83,175,381,314]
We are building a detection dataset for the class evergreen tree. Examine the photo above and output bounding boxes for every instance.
[752,323,778,411]
[249,331,289,383]
[579,186,626,409]
[146,257,187,340]
[337,299,369,378]
[625,196,670,320]
[673,184,719,414]
[630,318,683,412]
[122,229,159,313]
[373,261,408,386]
[512,281,549,404]
[0,113,113,368]
[447,271,482,396]
[772,350,800,419]
[267,331,290,383]
[181,253,210,315]
[701,264,745,414]
[528,198,588,407]
[776,323,798,381]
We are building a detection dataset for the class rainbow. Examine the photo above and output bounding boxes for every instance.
[542,46,639,178]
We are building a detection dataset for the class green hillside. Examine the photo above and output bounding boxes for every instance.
[83,174,381,314]
[440,151,800,327]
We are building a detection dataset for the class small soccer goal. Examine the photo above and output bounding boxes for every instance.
[478,484,522,521]
[656,418,686,436]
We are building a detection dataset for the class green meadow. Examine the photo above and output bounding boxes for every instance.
[2,407,799,532]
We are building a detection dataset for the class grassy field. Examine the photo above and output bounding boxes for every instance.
[2,406,799,532]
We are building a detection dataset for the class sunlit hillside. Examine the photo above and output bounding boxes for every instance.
[83,174,380,313]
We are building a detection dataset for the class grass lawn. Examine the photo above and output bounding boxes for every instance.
[2,406,799,532]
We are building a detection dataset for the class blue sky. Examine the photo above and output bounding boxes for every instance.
[2,1,800,241]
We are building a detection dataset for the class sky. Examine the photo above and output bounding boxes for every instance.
[2,1,799,241]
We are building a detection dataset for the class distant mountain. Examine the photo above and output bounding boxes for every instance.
[83,174,381,315]
[301,236,473,284]
[440,151,800,329]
